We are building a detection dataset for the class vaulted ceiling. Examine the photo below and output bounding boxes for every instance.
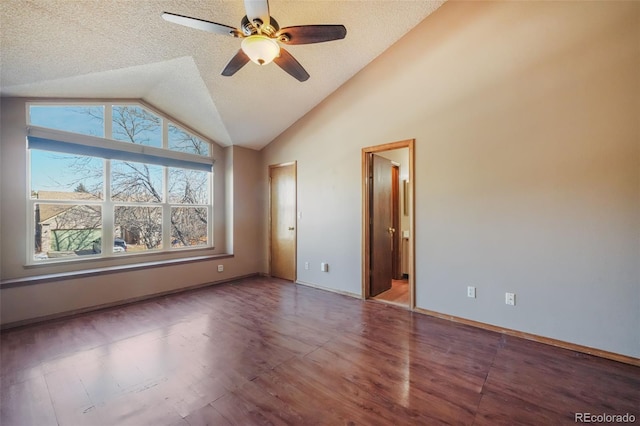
[1,1,444,150]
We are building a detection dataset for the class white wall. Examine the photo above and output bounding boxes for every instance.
[0,98,262,325]
[261,1,640,357]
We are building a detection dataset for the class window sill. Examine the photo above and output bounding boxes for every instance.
[25,245,219,269]
[1,254,233,289]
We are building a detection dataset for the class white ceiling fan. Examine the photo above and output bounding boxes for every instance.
[162,0,347,82]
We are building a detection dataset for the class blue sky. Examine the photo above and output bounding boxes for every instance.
[30,150,103,194]
[28,105,208,195]
[30,105,105,137]
[29,106,105,194]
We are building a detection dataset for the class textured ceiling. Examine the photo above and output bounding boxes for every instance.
[1,1,444,150]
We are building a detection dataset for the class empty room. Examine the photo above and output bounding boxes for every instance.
[1,1,638,425]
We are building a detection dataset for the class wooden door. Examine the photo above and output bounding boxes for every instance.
[370,154,393,296]
[270,163,296,281]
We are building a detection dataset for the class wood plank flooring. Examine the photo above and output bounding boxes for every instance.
[373,279,409,306]
[1,276,638,425]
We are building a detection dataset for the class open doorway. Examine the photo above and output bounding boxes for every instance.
[362,140,415,309]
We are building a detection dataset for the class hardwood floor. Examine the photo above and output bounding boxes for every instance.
[1,276,638,425]
[373,279,409,306]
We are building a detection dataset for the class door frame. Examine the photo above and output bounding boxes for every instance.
[362,139,415,309]
[269,161,297,281]
[391,163,401,280]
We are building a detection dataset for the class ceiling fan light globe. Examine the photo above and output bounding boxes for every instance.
[241,35,280,65]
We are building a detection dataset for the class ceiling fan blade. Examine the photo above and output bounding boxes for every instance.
[244,0,270,27]
[273,48,310,82]
[221,50,251,76]
[162,12,239,37]
[277,25,347,45]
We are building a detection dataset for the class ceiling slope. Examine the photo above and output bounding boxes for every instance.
[1,0,444,149]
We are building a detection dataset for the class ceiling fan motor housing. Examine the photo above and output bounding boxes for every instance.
[241,15,279,37]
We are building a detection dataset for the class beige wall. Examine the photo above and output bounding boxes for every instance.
[0,98,262,325]
[261,1,640,357]
[1,1,638,358]
[229,145,263,274]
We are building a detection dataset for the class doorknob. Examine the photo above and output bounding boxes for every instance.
[388,227,395,234]
[288,227,295,231]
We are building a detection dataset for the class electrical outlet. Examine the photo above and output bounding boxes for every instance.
[320,262,328,272]
[467,286,476,298]
[217,265,224,272]
[505,292,515,306]
[304,262,309,270]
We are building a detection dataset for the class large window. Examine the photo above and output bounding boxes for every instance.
[27,103,214,263]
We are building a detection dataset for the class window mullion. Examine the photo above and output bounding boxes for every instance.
[162,119,171,251]
[209,172,214,248]
[103,159,114,256]
[27,199,35,263]
[103,104,113,256]
[162,117,168,149]
[162,166,171,251]
[104,103,112,140]
[26,147,34,263]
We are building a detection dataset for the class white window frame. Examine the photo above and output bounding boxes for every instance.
[26,101,216,265]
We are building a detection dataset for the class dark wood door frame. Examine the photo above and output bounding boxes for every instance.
[362,139,415,309]
[391,163,401,280]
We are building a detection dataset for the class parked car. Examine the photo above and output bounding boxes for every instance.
[92,238,127,254]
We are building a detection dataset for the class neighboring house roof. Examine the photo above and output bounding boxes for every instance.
[36,191,101,223]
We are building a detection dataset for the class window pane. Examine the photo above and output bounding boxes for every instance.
[31,150,103,199]
[168,123,209,157]
[114,206,162,252]
[34,204,102,261]
[111,160,163,202]
[29,105,104,137]
[171,207,207,248]
[168,168,210,204]
[112,105,161,147]
[27,102,214,263]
